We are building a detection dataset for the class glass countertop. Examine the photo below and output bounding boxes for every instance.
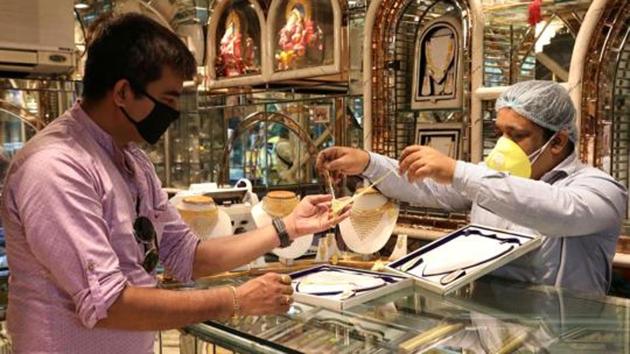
[181,275,630,353]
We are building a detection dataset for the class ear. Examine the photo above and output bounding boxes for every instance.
[550,130,569,155]
[112,79,132,107]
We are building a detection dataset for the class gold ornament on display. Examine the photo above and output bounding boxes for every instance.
[421,30,455,97]
[176,195,219,239]
[330,169,396,215]
[350,201,396,241]
[262,190,299,217]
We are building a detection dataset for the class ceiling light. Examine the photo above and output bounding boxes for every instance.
[74,2,90,10]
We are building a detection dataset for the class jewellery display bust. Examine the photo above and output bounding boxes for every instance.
[251,190,314,259]
[339,188,399,255]
[172,194,233,240]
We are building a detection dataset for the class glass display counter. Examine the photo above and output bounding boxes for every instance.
[179,275,630,353]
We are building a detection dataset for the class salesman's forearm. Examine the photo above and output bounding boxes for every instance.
[192,224,280,278]
[97,285,234,331]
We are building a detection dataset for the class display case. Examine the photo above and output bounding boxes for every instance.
[179,275,630,353]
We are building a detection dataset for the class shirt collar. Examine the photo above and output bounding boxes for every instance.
[70,101,137,175]
[540,151,580,183]
[70,101,116,156]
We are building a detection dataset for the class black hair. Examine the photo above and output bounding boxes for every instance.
[540,125,575,153]
[82,13,196,101]
[541,126,555,141]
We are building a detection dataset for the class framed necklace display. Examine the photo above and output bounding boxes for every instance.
[416,123,462,159]
[411,15,463,110]
[387,224,543,295]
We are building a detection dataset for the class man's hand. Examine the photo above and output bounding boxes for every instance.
[236,273,294,316]
[316,147,370,181]
[283,194,350,239]
[399,145,456,184]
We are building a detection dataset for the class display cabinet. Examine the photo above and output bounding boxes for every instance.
[178,275,630,353]
[0,78,76,185]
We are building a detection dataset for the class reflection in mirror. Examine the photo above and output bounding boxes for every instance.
[226,111,320,186]
[0,100,44,186]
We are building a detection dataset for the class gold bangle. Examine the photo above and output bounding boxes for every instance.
[227,285,240,319]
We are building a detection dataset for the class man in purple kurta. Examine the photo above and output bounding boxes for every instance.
[1,14,346,353]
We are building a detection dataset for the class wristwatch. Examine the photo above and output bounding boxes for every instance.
[272,217,293,248]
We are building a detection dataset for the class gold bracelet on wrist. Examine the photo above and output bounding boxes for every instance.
[227,285,240,319]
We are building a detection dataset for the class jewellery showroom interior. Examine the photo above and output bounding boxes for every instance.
[0,0,630,353]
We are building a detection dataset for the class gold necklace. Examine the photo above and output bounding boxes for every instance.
[262,191,299,217]
[177,196,220,238]
[349,201,396,241]
[425,34,454,83]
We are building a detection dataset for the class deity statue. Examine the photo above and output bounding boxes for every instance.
[275,0,323,71]
[217,11,258,77]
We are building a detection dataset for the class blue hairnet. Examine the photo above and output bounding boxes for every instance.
[495,80,577,142]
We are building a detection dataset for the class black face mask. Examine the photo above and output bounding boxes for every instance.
[120,87,180,145]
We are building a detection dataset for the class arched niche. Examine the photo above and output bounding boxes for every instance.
[266,0,342,81]
[362,0,484,160]
[207,0,267,88]
[573,0,629,225]
[219,111,319,184]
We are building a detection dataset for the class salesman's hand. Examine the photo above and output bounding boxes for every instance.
[316,147,370,182]
[236,273,294,315]
[399,145,456,184]
[284,194,351,240]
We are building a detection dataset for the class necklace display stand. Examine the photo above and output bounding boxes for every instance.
[389,234,408,261]
[339,187,399,255]
[315,233,340,263]
[251,191,314,261]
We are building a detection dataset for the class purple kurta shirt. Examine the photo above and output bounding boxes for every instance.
[1,102,200,353]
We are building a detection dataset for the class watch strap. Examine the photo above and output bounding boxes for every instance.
[272,217,292,248]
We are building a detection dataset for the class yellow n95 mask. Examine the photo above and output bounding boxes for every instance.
[485,137,532,178]
[484,134,556,178]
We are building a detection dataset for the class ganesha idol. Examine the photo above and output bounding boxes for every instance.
[216,11,258,78]
[275,1,324,71]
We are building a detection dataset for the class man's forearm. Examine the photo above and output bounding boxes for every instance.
[192,224,281,278]
[97,285,234,331]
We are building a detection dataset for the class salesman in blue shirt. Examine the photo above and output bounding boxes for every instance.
[318,81,628,295]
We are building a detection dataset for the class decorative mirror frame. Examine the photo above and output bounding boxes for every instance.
[266,0,342,81]
[206,0,268,88]
[411,15,463,110]
[415,122,462,159]
[219,111,319,183]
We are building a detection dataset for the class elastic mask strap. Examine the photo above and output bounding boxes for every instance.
[528,131,558,165]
